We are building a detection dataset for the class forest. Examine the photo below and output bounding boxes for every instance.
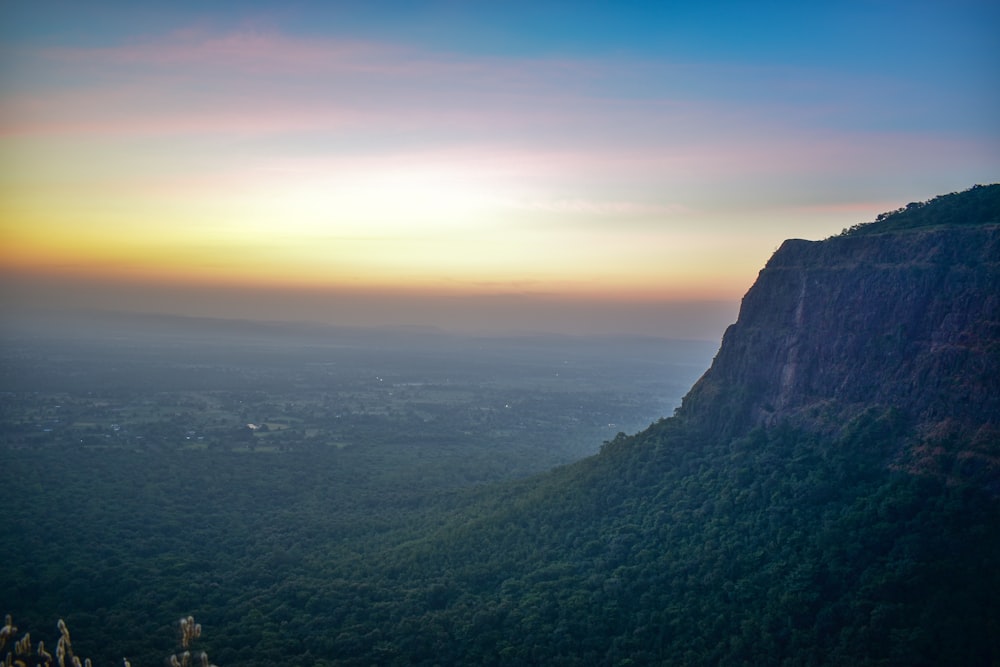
[2,322,717,665]
[6,393,997,665]
[4,325,998,666]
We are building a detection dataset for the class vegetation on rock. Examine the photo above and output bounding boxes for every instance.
[839,183,1000,236]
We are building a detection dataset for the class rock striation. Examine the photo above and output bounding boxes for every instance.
[677,185,1000,485]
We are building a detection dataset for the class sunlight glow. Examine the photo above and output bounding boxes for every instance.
[2,10,996,335]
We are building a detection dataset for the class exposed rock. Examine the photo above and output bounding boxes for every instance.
[677,186,1000,487]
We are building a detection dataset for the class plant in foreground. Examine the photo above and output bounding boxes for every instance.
[1,614,218,667]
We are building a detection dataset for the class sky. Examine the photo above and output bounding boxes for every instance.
[1,0,998,339]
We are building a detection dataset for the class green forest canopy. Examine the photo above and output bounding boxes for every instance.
[839,183,1000,236]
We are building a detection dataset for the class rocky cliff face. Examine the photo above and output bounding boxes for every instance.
[677,187,1000,485]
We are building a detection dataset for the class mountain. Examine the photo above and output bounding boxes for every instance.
[344,185,1000,665]
[679,184,1000,491]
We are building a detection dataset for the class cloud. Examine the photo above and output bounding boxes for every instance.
[503,197,690,218]
[10,22,980,211]
[0,26,828,146]
[0,27,600,134]
[3,23,996,317]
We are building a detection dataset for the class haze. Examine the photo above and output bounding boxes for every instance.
[2,1,998,339]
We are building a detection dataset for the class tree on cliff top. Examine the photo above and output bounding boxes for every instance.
[840,183,1000,236]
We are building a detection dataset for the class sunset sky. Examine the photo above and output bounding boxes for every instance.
[2,1,998,338]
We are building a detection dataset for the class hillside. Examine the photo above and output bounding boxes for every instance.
[336,184,1000,665]
[3,186,999,666]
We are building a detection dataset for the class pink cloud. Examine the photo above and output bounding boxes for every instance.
[41,29,402,74]
[36,27,595,89]
[4,25,989,223]
[0,27,691,141]
[0,87,364,137]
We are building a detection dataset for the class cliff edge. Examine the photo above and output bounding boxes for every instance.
[677,185,1000,486]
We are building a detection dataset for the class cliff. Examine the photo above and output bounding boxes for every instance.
[678,185,1000,485]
